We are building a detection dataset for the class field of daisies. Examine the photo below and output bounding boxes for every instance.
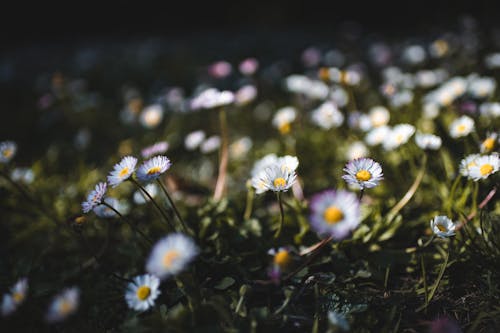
[1,22,499,332]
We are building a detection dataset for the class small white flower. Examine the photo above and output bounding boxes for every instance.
[459,154,481,177]
[346,141,369,160]
[369,106,390,127]
[415,133,442,150]
[480,132,498,153]
[449,115,474,139]
[480,102,500,118]
[107,156,137,187]
[311,101,344,130]
[200,136,221,154]
[251,154,279,177]
[46,287,80,323]
[235,85,257,106]
[125,274,161,312]
[141,142,169,159]
[382,124,415,150]
[0,141,17,164]
[365,125,390,146]
[229,137,253,160]
[146,233,198,280]
[342,158,383,190]
[1,278,28,316]
[468,77,496,99]
[10,168,35,184]
[278,155,299,173]
[82,182,107,213]
[430,216,456,238]
[185,130,206,150]
[190,88,234,110]
[251,163,297,194]
[467,154,499,181]
[272,107,297,134]
[136,156,171,183]
[140,104,164,129]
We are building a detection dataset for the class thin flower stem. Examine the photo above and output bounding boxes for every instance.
[416,246,450,312]
[130,178,176,231]
[274,192,285,239]
[420,255,428,309]
[446,175,462,216]
[102,202,153,245]
[156,179,189,233]
[243,187,254,220]
[213,107,229,201]
[358,188,365,201]
[386,154,427,224]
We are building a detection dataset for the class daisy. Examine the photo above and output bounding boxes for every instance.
[382,124,415,150]
[272,106,297,134]
[342,158,383,190]
[200,136,221,154]
[311,101,344,130]
[1,278,28,316]
[139,104,164,129]
[229,137,253,160]
[430,216,456,238]
[251,163,297,194]
[480,132,498,153]
[459,154,481,177]
[449,115,474,138]
[468,154,499,181]
[415,133,442,150]
[277,155,299,173]
[141,141,169,159]
[107,156,137,187]
[125,274,161,312]
[369,106,390,128]
[185,130,206,151]
[82,182,107,213]
[136,156,171,183]
[251,154,279,177]
[146,233,198,280]
[309,190,360,240]
[46,287,80,323]
[346,141,369,160]
[0,141,17,164]
[268,247,293,270]
[365,125,391,146]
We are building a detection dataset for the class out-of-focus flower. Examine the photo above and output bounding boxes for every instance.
[423,103,440,119]
[125,274,161,312]
[185,130,206,151]
[459,154,481,177]
[402,45,426,65]
[229,137,253,160]
[468,76,496,99]
[485,53,500,69]
[449,115,474,139]
[272,106,297,134]
[251,154,279,177]
[190,88,234,110]
[1,278,28,316]
[430,216,456,238]
[268,247,293,271]
[107,156,137,188]
[239,58,259,75]
[301,47,321,67]
[429,39,450,58]
[139,104,164,129]
[208,61,232,79]
[251,163,297,194]
[480,132,498,153]
[10,168,35,184]
[146,233,198,280]
[235,85,257,106]
[82,182,107,213]
[342,158,383,190]
[365,125,391,146]
[309,189,360,240]
[360,106,390,131]
[136,156,171,182]
[346,141,369,160]
[480,102,500,118]
[467,154,499,181]
[200,136,221,154]
[382,124,415,150]
[46,287,80,323]
[0,141,17,164]
[311,101,344,130]
[284,75,329,100]
[415,133,442,150]
[278,155,299,173]
[141,141,169,159]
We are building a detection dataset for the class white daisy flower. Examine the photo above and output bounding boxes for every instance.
[311,101,344,130]
[146,233,198,280]
[185,130,206,151]
[272,106,297,134]
[136,156,171,183]
[449,115,474,139]
[480,102,500,118]
[0,141,17,164]
[139,104,164,129]
[430,216,456,238]
[468,77,496,99]
[229,137,253,160]
[459,154,481,177]
[82,182,107,213]
[251,163,297,194]
[309,190,360,240]
[251,154,279,177]
[369,106,390,128]
[46,287,80,323]
[125,274,161,312]
[346,141,369,160]
[467,154,499,181]
[480,132,498,153]
[382,124,416,150]
[1,278,28,316]
[200,136,221,154]
[342,158,383,189]
[365,125,391,146]
[415,133,442,150]
[107,156,137,187]
[190,88,234,110]
[235,85,257,106]
[278,155,299,173]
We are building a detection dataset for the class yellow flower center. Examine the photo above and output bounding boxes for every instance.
[355,169,371,181]
[274,250,291,268]
[395,134,404,143]
[323,206,344,224]
[162,250,180,268]
[480,163,494,176]
[436,224,447,232]
[58,300,73,315]
[279,123,291,134]
[147,166,162,175]
[75,216,86,225]
[273,177,287,188]
[136,286,151,301]
[318,67,330,81]
[2,149,12,158]
[119,167,129,177]
[12,292,24,303]
[482,138,495,151]
[457,124,466,133]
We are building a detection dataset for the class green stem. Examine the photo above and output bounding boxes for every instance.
[243,187,254,220]
[446,175,461,216]
[102,202,153,245]
[416,246,450,312]
[130,178,175,231]
[213,107,229,201]
[420,255,428,310]
[156,179,189,233]
[274,192,285,239]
